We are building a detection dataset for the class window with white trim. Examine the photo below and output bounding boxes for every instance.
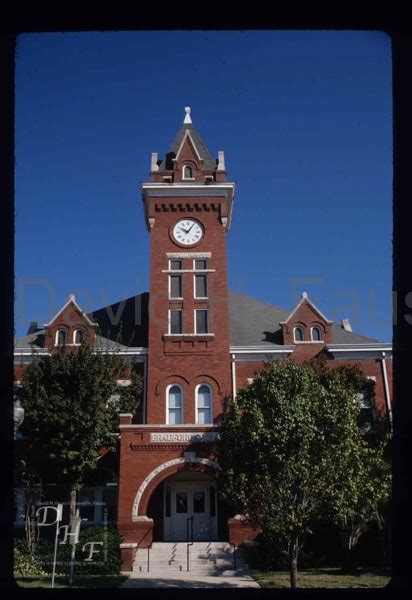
[170,274,183,299]
[56,329,67,346]
[183,165,194,179]
[73,329,84,345]
[195,309,208,334]
[196,384,212,424]
[195,274,208,298]
[293,326,304,342]
[169,259,182,271]
[169,309,183,334]
[194,259,207,270]
[355,376,376,433]
[311,326,322,342]
[167,385,183,424]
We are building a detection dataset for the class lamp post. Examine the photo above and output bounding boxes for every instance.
[14,398,25,438]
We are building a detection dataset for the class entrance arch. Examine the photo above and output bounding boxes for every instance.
[132,457,221,520]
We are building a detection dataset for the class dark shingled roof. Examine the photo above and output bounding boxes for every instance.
[14,291,381,350]
[228,291,380,346]
[88,293,149,348]
[158,123,216,171]
[14,331,46,349]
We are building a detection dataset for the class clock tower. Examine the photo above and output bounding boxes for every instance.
[141,107,235,425]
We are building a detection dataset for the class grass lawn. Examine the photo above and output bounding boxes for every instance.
[250,567,391,589]
[15,575,128,589]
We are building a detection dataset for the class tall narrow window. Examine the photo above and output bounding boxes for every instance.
[311,327,322,341]
[183,165,193,179]
[170,274,182,298]
[293,326,304,342]
[169,310,183,334]
[167,385,183,424]
[195,274,208,298]
[196,384,212,424]
[195,310,208,334]
[56,330,66,346]
[73,329,84,345]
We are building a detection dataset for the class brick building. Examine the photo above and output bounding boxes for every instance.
[14,108,392,570]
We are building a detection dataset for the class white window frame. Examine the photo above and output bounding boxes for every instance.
[169,309,183,334]
[73,329,84,345]
[166,384,184,425]
[310,326,323,342]
[194,309,209,334]
[182,164,195,180]
[195,383,213,425]
[293,326,305,343]
[193,258,208,271]
[193,273,208,299]
[169,273,183,300]
[169,258,183,271]
[55,329,67,346]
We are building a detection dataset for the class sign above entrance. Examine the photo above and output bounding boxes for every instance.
[150,432,219,443]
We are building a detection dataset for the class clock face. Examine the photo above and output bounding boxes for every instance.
[172,219,204,246]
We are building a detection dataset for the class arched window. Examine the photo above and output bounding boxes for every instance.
[183,165,193,179]
[167,385,183,424]
[73,329,84,345]
[196,384,212,424]
[56,329,66,346]
[293,326,304,342]
[311,326,322,342]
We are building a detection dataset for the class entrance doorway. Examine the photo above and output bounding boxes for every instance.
[163,472,218,541]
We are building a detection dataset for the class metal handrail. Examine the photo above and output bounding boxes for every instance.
[186,516,194,571]
[135,523,153,573]
[230,542,237,570]
[147,546,150,572]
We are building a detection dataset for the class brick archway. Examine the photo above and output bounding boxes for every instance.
[132,457,221,519]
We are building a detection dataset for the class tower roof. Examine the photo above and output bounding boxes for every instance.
[158,108,216,171]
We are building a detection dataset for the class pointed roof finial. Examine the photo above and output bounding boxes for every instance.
[69,293,76,302]
[302,291,308,299]
[184,106,192,124]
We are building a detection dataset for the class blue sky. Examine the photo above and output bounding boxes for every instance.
[15,30,392,341]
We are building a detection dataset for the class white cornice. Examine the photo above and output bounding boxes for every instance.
[230,346,294,353]
[141,182,235,232]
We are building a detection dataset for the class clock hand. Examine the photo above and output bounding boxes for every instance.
[179,227,189,234]
[186,223,195,234]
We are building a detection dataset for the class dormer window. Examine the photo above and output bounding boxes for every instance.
[293,326,304,342]
[73,329,84,345]
[56,329,66,346]
[311,326,322,342]
[183,165,194,180]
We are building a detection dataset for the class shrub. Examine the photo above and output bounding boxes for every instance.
[14,539,48,578]
[14,525,123,578]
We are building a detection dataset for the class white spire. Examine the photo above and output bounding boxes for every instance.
[184,106,192,124]
[69,293,76,302]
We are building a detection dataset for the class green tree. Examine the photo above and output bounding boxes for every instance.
[218,358,391,588]
[16,345,142,518]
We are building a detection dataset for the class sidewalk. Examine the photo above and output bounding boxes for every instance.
[120,572,260,588]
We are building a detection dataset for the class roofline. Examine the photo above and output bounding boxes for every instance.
[14,346,148,356]
[326,344,392,352]
[43,296,98,328]
[279,295,333,326]
[174,129,203,162]
[230,346,294,353]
